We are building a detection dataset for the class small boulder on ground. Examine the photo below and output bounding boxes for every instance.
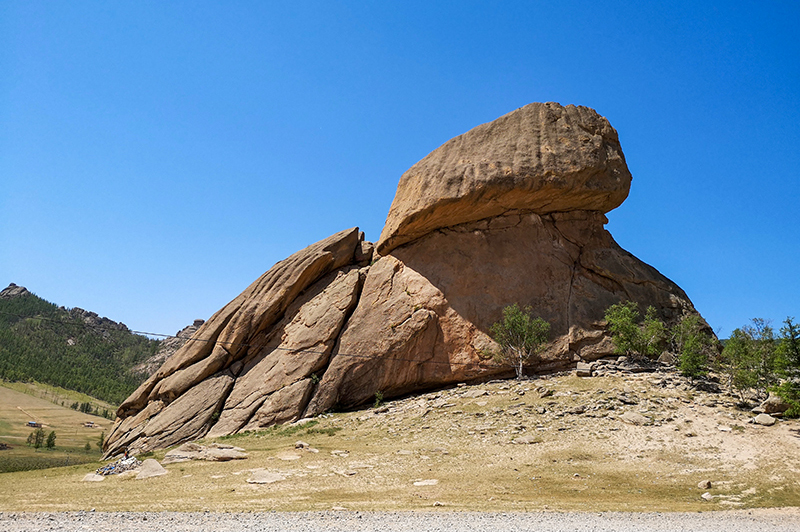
[657,352,675,365]
[136,458,168,479]
[462,389,489,398]
[620,411,650,426]
[512,435,542,445]
[576,362,592,377]
[246,471,285,484]
[754,413,777,426]
[760,394,790,414]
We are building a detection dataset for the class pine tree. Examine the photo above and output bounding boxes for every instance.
[33,428,45,449]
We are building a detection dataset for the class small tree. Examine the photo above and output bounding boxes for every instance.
[772,317,800,417]
[490,304,550,380]
[776,317,800,374]
[84,441,91,452]
[26,432,34,447]
[672,315,717,378]
[33,427,45,449]
[604,301,666,360]
[720,319,777,400]
[46,431,56,450]
[97,431,105,451]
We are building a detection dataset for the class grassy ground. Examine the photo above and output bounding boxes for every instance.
[1,371,799,512]
[1,380,117,415]
[0,383,109,473]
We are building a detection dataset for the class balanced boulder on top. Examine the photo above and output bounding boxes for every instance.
[377,102,632,254]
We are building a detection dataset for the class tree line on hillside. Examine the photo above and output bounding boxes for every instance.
[491,302,800,416]
[0,292,161,405]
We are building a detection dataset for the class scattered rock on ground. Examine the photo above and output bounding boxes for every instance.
[760,394,790,414]
[754,413,777,426]
[246,471,285,484]
[462,389,489,398]
[620,411,650,426]
[136,459,168,480]
[276,451,302,461]
[162,442,247,464]
[512,435,542,445]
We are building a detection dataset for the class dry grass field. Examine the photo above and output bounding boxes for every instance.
[0,383,111,472]
[1,369,799,513]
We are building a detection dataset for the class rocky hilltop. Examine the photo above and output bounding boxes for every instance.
[105,102,704,457]
[0,283,161,403]
[0,283,32,299]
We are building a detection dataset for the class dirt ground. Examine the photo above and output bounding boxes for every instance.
[1,365,799,512]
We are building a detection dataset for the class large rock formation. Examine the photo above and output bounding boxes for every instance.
[104,102,705,457]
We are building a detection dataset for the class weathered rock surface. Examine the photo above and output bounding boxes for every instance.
[135,458,168,479]
[104,228,369,457]
[246,470,285,484]
[755,413,777,426]
[105,102,708,457]
[129,320,206,378]
[303,209,696,416]
[760,393,790,414]
[620,411,650,426]
[377,102,632,254]
[0,283,32,299]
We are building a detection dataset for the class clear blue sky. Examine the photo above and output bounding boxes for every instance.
[2,1,798,338]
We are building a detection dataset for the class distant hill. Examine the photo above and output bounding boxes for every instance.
[0,283,161,405]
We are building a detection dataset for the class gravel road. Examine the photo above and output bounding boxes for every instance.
[2,510,799,532]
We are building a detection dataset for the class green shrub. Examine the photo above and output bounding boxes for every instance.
[490,304,550,380]
[720,319,776,400]
[604,301,665,360]
[672,315,717,378]
[771,317,800,417]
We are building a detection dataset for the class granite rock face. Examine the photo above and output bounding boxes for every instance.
[0,283,32,299]
[104,102,705,457]
[105,228,369,456]
[128,320,206,378]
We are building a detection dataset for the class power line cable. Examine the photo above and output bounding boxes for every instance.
[0,309,517,370]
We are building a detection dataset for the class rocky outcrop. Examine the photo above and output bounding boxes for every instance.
[105,228,371,456]
[128,320,206,378]
[1,284,130,332]
[104,102,706,457]
[303,209,693,415]
[0,283,32,299]
[67,308,129,332]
